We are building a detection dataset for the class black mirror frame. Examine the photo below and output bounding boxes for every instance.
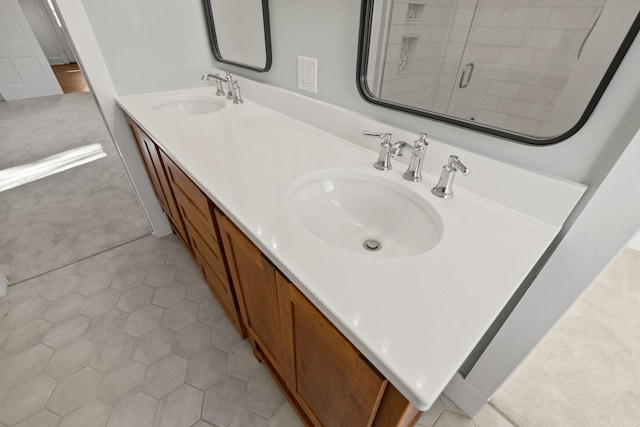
[202,0,272,72]
[356,0,640,146]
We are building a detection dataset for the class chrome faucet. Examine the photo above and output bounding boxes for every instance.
[389,133,429,182]
[201,72,227,96]
[201,72,243,104]
[363,131,394,170]
[224,71,235,100]
[431,155,470,199]
[231,79,244,104]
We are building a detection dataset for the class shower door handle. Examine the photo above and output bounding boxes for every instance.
[459,63,474,88]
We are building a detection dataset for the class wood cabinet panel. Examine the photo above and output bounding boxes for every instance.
[127,118,188,246]
[277,273,388,427]
[162,154,219,240]
[128,120,168,209]
[217,212,284,372]
[158,151,244,336]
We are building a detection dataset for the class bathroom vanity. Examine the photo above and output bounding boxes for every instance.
[117,75,585,426]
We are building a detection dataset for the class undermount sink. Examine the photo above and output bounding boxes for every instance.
[152,95,225,115]
[288,171,442,257]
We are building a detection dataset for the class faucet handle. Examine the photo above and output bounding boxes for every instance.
[432,155,470,199]
[231,80,244,104]
[448,155,470,175]
[214,74,226,96]
[363,131,392,143]
[363,131,393,171]
[415,132,428,147]
[225,71,235,99]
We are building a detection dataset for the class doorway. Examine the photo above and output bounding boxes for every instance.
[51,63,89,94]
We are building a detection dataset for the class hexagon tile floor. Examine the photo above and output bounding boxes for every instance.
[0,234,509,427]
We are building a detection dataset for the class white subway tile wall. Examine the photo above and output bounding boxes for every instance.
[376,0,606,137]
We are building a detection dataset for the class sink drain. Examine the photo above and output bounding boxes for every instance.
[363,239,382,252]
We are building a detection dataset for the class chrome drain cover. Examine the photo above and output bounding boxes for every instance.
[363,239,381,252]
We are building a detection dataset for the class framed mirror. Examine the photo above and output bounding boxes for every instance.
[357,0,640,145]
[203,0,272,72]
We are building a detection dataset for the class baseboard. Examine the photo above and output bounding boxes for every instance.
[442,373,487,418]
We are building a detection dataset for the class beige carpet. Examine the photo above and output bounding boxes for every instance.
[0,93,150,284]
[492,248,640,427]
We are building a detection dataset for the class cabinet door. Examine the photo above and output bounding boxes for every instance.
[127,118,187,244]
[277,273,387,427]
[217,213,283,371]
[128,119,169,210]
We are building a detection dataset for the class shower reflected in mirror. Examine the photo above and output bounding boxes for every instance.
[358,0,640,144]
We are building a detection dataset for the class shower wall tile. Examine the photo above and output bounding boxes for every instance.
[522,29,564,48]
[482,0,537,7]
[466,45,502,62]
[547,8,600,29]
[508,67,545,85]
[511,8,553,28]
[496,98,531,118]
[478,110,509,128]
[505,115,541,135]
[474,63,511,81]
[527,103,553,122]
[489,28,526,47]
[487,81,521,99]
[448,103,482,121]
[532,49,576,70]
[517,84,557,105]
[474,8,515,27]
[558,29,589,50]
[453,8,475,27]
[499,47,535,66]
[541,72,569,89]
[469,27,492,44]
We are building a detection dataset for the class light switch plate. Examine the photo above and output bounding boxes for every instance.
[297,56,317,93]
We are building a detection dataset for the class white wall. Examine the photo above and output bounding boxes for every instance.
[81,0,215,95]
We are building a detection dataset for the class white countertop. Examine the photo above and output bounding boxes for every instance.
[117,83,585,411]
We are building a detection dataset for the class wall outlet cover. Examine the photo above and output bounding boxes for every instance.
[297,56,317,93]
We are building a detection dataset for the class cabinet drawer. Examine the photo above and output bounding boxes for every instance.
[195,244,241,330]
[175,188,219,245]
[161,152,219,241]
[184,220,227,281]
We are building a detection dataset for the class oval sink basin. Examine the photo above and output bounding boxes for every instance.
[152,95,225,115]
[288,171,442,257]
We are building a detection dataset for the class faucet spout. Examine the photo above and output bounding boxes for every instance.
[389,133,428,182]
[389,141,409,157]
[202,73,228,96]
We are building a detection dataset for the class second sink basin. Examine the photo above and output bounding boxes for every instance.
[288,171,442,257]
[152,95,225,116]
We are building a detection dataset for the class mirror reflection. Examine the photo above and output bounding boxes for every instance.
[203,0,271,72]
[361,0,640,142]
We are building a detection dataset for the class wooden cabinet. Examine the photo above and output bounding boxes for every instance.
[217,213,284,372]
[127,115,244,336]
[216,213,418,427]
[127,118,188,247]
[161,152,244,336]
[276,273,388,427]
